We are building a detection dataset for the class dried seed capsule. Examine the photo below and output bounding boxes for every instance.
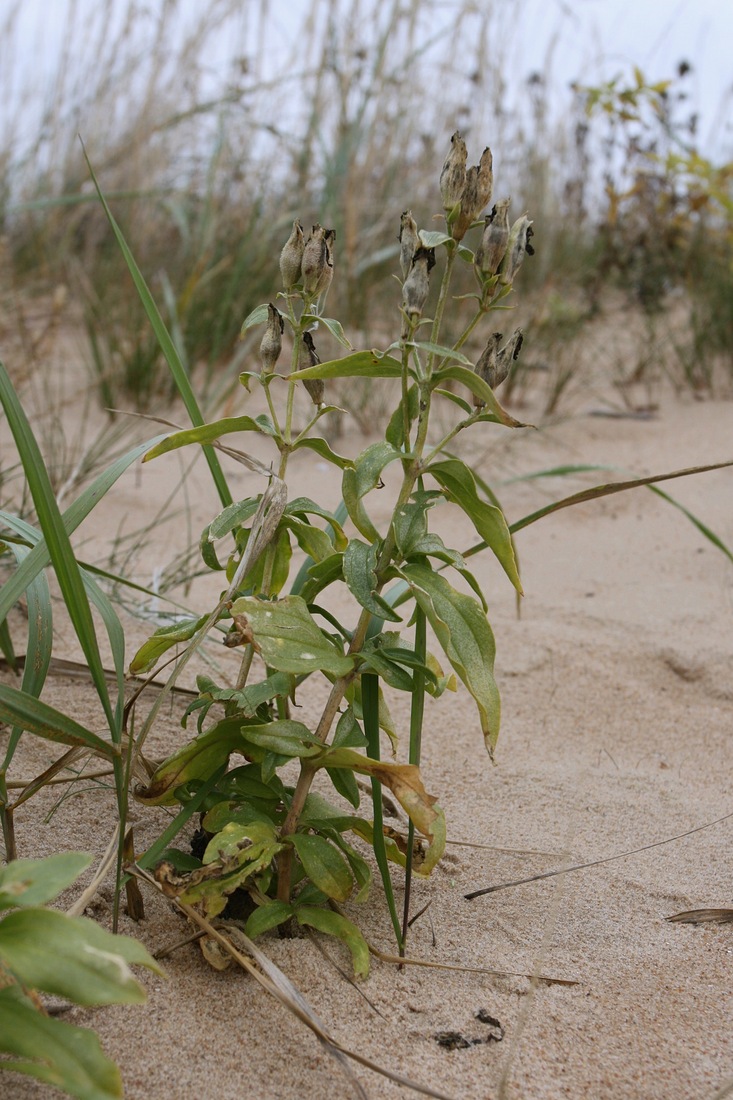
[440,131,467,211]
[313,227,336,299]
[473,332,502,404]
[280,219,305,288]
[259,303,284,372]
[496,329,524,385]
[474,198,511,276]
[454,146,493,240]
[401,246,436,326]
[399,210,419,279]
[299,330,325,405]
[302,224,331,297]
[499,215,535,284]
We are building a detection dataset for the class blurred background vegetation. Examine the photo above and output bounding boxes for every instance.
[0,0,731,422]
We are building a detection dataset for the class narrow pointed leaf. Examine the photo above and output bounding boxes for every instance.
[290,350,403,381]
[427,459,522,593]
[0,685,118,758]
[83,150,232,508]
[143,416,278,463]
[401,561,500,755]
[295,905,370,978]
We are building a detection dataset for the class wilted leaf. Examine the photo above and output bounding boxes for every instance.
[135,720,246,805]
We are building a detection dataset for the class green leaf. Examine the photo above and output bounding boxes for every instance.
[285,498,347,550]
[385,382,419,448]
[401,561,500,755]
[0,985,123,1100]
[405,532,487,609]
[128,614,209,675]
[427,458,522,593]
[83,152,232,509]
[290,350,403,381]
[143,416,278,463]
[418,229,453,248]
[343,539,401,621]
[0,854,92,910]
[342,441,402,541]
[325,707,366,808]
[285,517,335,564]
[430,363,524,427]
[242,720,322,759]
[0,685,118,759]
[290,436,353,469]
[296,552,344,603]
[208,497,261,541]
[0,909,163,1004]
[302,314,352,348]
[244,900,294,938]
[295,905,369,978]
[288,832,354,902]
[239,302,270,335]
[229,595,353,676]
[407,340,473,366]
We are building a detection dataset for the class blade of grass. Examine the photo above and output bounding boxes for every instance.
[362,672,402,950]
[82,143,233,510]
[0,435,167,625]
[401,605,426,954]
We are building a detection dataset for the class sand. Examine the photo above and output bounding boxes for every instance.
[2,352,733,1100]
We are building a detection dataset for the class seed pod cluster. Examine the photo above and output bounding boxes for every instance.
[453,146,493,240]
[259,303,284,372]
[439,131,468,212]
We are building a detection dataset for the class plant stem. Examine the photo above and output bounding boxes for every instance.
[426,247,457,376]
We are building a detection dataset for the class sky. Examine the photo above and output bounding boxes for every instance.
[2,0,731,166]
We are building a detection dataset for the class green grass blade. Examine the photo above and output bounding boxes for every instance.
[82,146,232,510]
[0,539,53,770]
[362,672,402,950]
[0,436,167,626]
[508,460,733,535]
[134,764,228,872]
[0,362,117,737]
[0,618,16,672]
[401,607,426,951]
[0,685,118,758]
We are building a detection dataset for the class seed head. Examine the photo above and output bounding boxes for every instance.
[399,210,419,279]
[280,220,305,288]
[401,246,436,328]
[440,131,467,211]
[474,198,511,276]
[299,330,325,406]
[259,303,284,372]
[454,146,493,240]
[302,224,335,298]
[499,215,535,285]
[473,332,502,404]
